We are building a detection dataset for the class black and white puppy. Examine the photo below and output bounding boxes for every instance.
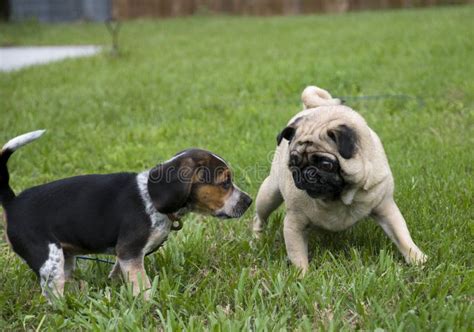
[0,130,252,300]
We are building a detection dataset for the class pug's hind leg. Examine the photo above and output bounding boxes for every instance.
[283,214,309,276]
[372,199,427,265]
[253,176,283,236]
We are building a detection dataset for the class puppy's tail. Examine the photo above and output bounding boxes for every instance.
[0,130,46,205]
[301,85,342,109]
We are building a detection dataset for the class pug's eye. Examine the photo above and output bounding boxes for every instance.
[318,160,335,172]
[221,178,231,190]
[290,153,301,166]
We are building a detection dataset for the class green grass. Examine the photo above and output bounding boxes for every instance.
[1,5,473,330]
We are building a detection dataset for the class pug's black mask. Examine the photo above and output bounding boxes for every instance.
[288,151,345,200]
[277,122,358,200]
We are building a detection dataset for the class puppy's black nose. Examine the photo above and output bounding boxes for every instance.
[242,194,253,207]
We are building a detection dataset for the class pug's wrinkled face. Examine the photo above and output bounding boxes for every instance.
[289,145,345,199]
[277,119,357,200]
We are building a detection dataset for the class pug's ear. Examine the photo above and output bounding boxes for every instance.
[277,126,296,145]
[328,124,358,159]
[148,156,195,214]
[277,117,305,145]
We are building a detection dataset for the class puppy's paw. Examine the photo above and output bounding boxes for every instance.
[253,231,263,240]
[297,266,308,279]
[143,289,151,301]
[108,265,121,280]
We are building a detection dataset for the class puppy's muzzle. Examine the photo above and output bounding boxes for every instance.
[215,187,252,219]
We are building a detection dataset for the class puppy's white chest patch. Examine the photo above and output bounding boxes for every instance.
[136,171,173,254]
[144,217,172,254]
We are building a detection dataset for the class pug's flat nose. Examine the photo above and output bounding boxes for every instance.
[304,167,319,183]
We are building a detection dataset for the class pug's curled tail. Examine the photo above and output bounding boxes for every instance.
[0,130,45,205]
[302,86,342,109]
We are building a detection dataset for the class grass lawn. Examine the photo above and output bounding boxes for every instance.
[0,5,473,330]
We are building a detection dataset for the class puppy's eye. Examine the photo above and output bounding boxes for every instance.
[318,161,334,172]
[221,178,231,190]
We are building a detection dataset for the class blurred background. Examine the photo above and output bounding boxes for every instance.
[0,0,472,330]
[1,0,473,22]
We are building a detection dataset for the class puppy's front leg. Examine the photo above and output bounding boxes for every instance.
[372,199,427,265]
[118,256,151,299]
[108,260,121,279]
[283,213,310,275]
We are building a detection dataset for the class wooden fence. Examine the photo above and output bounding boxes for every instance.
[112,0,472,18]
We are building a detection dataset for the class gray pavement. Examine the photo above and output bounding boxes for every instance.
[0,46,101,72]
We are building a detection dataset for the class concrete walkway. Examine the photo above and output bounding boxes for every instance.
[0,46,101,72]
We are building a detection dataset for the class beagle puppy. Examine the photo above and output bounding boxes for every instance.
[0,130,252,300]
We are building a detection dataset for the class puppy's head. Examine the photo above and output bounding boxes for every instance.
[148,149,252,219]
[277,107,367,200]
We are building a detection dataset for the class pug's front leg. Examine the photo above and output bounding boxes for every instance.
[372,199,427,265]
[253,176,283,237]
[283,213,310,275]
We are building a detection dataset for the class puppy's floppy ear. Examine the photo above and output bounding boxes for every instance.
[328,124,358,159]
[148,156,195,214]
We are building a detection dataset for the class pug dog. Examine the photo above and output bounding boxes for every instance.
[253,85,427,274]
